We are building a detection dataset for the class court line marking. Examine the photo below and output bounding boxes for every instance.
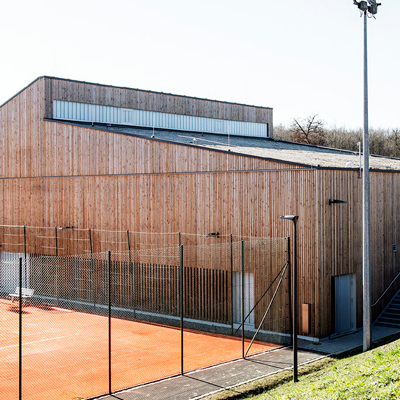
[0,336,66,351]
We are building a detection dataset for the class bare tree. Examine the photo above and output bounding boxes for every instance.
[274,119,400,157]
[291,115,326,145]
[393,129,400,157]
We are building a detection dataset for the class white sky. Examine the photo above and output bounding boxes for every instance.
[1,0,398,129]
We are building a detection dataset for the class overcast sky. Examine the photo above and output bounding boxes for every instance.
[1,0,399,129]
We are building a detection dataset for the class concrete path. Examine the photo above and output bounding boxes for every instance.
[299,325,400,355]
[93,324,400,400]
[96,348,320,400]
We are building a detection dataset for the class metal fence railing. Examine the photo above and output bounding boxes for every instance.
[0,225,290,400]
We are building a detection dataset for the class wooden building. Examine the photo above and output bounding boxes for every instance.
[1,76,400,340]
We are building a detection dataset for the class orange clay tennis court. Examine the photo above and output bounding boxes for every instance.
[0,299,279,400]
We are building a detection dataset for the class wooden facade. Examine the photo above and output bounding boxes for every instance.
[1,77,400,339]
[43,77,273,125]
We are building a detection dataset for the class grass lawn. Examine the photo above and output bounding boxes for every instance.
[206,338,400,400]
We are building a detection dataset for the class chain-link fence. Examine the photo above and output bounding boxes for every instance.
[0,226,290,400]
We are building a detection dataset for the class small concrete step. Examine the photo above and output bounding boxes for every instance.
[385,306,400,311]
[386,307,400,313]
[385,306,400,312]
[379,315,400,324]
[383,311,400,319]
[376,321,400,329]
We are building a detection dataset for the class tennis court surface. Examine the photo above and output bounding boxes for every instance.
[0,299,278,400]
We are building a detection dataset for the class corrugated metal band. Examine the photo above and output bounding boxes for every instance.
[53,100,269,138]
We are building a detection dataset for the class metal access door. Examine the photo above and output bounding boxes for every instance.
[333,273,357,336]
[233,272,255,327]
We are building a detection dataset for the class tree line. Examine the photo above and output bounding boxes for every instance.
[274,116,400,158]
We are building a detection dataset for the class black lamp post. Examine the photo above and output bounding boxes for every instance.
[280,215,299,382]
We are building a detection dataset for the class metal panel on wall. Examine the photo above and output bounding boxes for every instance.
[333,273,357,336]
[53,100,269,138]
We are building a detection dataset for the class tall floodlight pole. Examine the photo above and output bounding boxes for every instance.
[352,0,381,352]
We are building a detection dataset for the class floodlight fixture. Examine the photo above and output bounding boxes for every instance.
[369,3,381,15]
[353,0,381,15]
[354,0,369,12]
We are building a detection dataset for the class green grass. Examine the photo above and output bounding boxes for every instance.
[205,338,400,400]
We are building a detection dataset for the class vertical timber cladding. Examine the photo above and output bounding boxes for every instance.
[0,168,319,335]
[317,169,400,337]
[0,77,46,178]
[44,77,273,134]
[40,121,297,178]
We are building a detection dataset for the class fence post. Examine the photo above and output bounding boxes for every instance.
[230,234,234,335]
[179,244,184,375]
[287,237,292,344]
[241,240,245,359]
[127,230,135,318]
[55,227,60,305]
[88,229,96,307]
[19,257,22,400]
[23,225,27,288]
[108,250,112,395]
[55,227,58,257]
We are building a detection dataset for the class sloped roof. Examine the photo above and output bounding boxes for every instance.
[56,120,400,171]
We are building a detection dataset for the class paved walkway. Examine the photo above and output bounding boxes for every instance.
[94,325,400,400]
[299,325,400,355]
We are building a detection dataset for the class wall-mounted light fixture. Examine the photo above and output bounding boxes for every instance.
[204,232,219,238]
[329,199,348,205]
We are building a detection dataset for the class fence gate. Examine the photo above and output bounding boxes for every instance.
[232,271,255,327]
